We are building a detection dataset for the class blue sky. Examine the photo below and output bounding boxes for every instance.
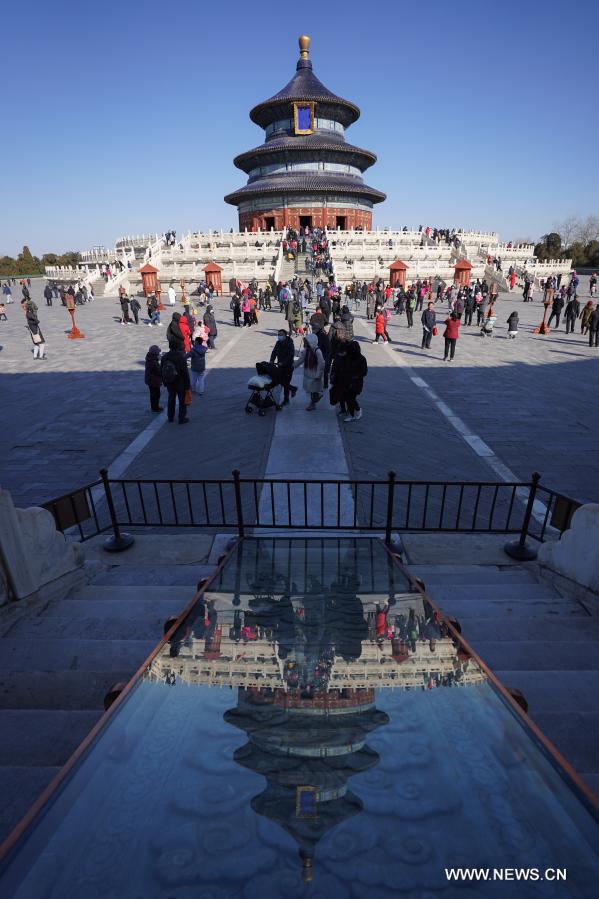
[1,0,596,256]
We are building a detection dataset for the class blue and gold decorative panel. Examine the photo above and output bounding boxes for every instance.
[294,101,314,134]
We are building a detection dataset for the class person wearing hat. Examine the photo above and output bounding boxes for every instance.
[581,300,594,334]
[294,333,325,411]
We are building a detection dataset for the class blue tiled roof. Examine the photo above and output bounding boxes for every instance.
[250,59,360,127]
[224,172,386,206]
[234,136,377,173]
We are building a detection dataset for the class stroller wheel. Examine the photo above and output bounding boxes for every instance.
[245,405,253,414]
[258,410,266,417]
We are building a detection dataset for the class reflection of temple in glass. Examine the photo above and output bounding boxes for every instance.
[225,687,388,881]
[147,542,485,880]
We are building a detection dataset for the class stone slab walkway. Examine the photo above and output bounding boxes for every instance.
[1,276,597,511]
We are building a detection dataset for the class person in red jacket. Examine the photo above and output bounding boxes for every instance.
[179,314,191,353]
[374,309,387,343]
[443,312,460,361]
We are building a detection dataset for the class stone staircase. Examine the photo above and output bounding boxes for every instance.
[0,554,214,843]
[408,562,599,797]
[278,255,296,283]
[295,251,311,281]
[90,276,107,297]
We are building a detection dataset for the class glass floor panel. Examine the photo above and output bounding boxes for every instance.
[1,538,598,897]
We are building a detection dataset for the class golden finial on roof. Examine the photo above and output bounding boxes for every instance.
[298,35,311,59]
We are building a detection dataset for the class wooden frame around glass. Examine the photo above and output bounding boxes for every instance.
[293,101,315,135]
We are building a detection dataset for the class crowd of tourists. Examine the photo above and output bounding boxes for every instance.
[6,235,599,428]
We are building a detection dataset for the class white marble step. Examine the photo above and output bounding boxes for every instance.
[0,710,101,767]
[7,614,168,641]
[62,584,196,603]
[0,669,133,710]
[0,638,155,673]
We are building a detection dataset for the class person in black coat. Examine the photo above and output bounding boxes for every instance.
[340,340,367,422]
[182,304,195,333]
[270,329,297,405]
[421,303,436,349]
[316,326,331,388]
[166,312,185,350]
[463,291,475,326]
[340,306,354,340]
[144,345,163,411]
[329,339,350,413]
[27,308,46,359]
[589,305,599,348]
[230,294,241,326]
[319,295,331,323]
[547,295,565,329]
[160,343,190,423]
[506,311,519,338]
[130,296,141,324]
[564,297,580,334]
[119,294,130,325]
[203,305,217,348]
[43,284,53,306]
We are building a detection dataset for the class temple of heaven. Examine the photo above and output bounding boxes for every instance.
[224,35,386,232]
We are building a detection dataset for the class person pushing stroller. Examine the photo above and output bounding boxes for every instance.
[270,329,297,406]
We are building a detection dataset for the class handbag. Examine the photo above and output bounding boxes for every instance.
[31,332,42,345]
[432,326,438,336]
[184,388,193,406]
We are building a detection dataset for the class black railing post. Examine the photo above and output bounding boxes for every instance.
[232,469,245,538]
[100,468,135,553]
[504,471,540,561]
[385,470,396,544]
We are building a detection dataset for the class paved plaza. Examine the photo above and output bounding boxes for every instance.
[1,277,597,509]
[0,279,599,505]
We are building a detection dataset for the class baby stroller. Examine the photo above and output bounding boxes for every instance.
[481,315,497,337]
[245,361,282,416]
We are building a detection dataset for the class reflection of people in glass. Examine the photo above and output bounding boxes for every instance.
[168,598,218,657]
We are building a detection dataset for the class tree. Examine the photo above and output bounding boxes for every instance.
[586,240,599,268]
[16,245,43,275]
[566,242,587,268]
[575,215,599,246]
[0,247,82,276]
[534,232,562,261]
[553,215,579,250]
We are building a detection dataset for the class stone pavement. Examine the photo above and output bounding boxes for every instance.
[342,275,599,504]
[0,281,280,506]
[0,276,597,510]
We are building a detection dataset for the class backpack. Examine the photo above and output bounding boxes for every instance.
[161,359,178,386]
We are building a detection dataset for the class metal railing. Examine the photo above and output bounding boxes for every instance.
[40,470,581,556]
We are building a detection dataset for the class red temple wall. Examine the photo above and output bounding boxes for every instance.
[238,206,373,233]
